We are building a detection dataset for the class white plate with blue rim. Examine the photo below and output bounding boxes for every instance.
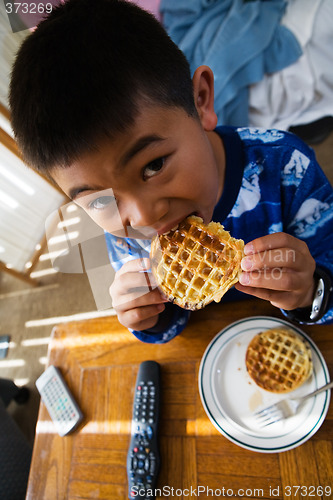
[198,316,331,453]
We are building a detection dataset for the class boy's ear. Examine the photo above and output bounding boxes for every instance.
[192,65,217,131]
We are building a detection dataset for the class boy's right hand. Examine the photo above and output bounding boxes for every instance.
[109,258,167,331]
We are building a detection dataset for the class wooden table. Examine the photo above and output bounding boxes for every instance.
[26,300,333,500]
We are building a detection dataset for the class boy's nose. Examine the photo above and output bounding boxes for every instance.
[123,197,168,229]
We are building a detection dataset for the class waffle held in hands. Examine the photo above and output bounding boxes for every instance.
[246,327,313,393]
[150,216,245,311]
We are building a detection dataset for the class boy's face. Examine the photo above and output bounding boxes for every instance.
[51,103,225,237]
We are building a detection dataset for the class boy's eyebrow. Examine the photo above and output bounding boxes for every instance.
[69,135,166,199]
[69,185,95,200]
[118,134,166,168]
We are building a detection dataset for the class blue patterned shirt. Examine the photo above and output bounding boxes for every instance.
[105,127,333,342]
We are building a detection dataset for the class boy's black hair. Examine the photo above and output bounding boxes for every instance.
[9,0,197,172]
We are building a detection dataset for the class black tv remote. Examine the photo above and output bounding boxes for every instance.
[127,361,161,499]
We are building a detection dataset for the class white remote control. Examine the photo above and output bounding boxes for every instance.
[36,365,83,436]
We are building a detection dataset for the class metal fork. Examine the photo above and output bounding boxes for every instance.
[254,380,333,427]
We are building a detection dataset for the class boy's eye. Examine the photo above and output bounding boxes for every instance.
[143,157,165,180]
[89,196,115,210]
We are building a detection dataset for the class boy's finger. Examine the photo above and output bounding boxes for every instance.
[116,257,151,276]
[114,287,167,311]
[116,268,158,292]
[235,282,308,311]
[244,232,308,256]
[119,303,166,331]
[241,248,303,272]
[238,269,301,291]
[234,283,289,308]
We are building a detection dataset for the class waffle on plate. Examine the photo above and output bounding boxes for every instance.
[150,215,244,310]
[246,327,313,393]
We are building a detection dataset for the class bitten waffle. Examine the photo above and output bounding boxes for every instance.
[245,327,313,393]
[150,215,244,310]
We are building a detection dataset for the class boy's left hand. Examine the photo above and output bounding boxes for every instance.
[235,232,316,310]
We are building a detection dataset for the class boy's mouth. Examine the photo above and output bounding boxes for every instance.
[156,211,203,235]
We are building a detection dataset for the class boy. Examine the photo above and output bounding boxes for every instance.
[9,0,333,343]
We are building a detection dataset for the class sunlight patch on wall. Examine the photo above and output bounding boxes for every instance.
[14,377,30,386]
[0,163,35,195]
[0,188,19,209]
[39,250,68,262]
[21,337,51,347]
[25,308,116,328]
[0,358,26,368]
[48,231,79,245]
[58,216,81,228]
[30,267,58,278]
